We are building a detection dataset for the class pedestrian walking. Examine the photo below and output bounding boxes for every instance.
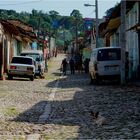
[61,58,67,75]
[84,58,90,73]
[74,53,83,73]
[69,57,75,74]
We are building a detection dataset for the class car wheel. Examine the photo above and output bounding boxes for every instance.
[39,71,45,79]
[8,75,13,80]
[30,76,34,81]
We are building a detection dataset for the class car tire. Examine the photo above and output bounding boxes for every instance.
[8,75,13,80]
[30,76,34,81]
[39,70,45,79]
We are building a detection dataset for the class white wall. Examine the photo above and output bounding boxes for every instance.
[110,32,120,47]
[109,2,139,79]
[126,2,139,78]
[13,39,18,56]
[50,37,56,56]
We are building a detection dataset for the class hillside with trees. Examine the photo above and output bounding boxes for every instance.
[0,9,87,46]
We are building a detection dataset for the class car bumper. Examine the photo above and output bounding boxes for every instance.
[99,74,120,80]
[89,71,120,80]
[8,70,34,76]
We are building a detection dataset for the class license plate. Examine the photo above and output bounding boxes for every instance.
[17,66,27,70]
[105,66,119,71]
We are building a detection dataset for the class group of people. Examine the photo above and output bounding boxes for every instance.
[61,57,75,75]
[61,53,90,75]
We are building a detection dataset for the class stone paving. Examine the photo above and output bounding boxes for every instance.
[45,74,140,139]
[0,54,140,139]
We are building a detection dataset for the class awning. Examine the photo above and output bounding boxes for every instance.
[1,20,19,35]
[107,17,120,30]
[8,20,33,32]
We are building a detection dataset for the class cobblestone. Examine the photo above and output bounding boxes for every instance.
[0,54,140,139]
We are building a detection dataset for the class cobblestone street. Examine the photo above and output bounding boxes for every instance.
[0,54,140,139]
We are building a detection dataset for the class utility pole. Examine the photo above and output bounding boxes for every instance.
[84,0,99,48]
[120,0,126,85]
[49,26,51,57]
[75,19,78,53]
[63,24,66,53]
[95,0,99,48]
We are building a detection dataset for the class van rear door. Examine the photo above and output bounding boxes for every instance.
[97,48,121,76]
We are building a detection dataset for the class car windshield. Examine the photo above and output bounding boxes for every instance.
[97,48,121,61]
[11,57,33,65]
[21,53,40,61]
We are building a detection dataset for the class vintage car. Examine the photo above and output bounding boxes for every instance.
[7,56,35,81]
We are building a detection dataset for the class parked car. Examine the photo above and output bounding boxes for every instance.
[20,50,45,77]
[89,47,121,84]
[7,56,35,81]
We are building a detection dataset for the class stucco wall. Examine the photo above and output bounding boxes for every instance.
[126,2,139,79]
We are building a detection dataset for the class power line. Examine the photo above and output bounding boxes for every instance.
[0,0,43,6]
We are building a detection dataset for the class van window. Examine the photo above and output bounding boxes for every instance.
[97,48,120,61]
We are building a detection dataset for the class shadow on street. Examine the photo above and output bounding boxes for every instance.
[12,72,140,139]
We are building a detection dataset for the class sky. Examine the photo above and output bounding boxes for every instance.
[0,0,120,18]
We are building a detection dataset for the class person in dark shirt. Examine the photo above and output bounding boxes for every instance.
[84,58,90,73]
[74,53,82,73]
[69,57,75,74]
[61,58,67,75]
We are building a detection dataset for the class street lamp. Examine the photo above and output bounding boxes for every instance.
[84,0,99,48]
[84,4,95,7]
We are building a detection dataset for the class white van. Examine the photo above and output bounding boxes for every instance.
[89,47,121,84]
[20,50,45,77]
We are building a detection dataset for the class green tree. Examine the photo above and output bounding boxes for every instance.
[70,9,82,19]
[70,10,84,41]
[105,2,119,18]
[49,10,59,19]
